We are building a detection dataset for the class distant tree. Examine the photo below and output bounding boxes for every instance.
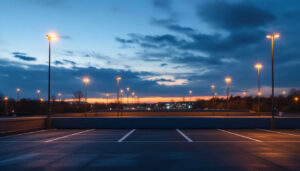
[73,91,83,103]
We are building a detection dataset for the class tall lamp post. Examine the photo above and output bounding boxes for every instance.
[189,90,192,109]
[4,97,8,115]
[131,92,135,104]
[267,33,280,129]
[225,77,232,109]
[83,77,90,113]
[16,88,20,102]
[255,63,263,113]
[126,87,130,105]
[106,93,110,106]
[46,33,58,128]
[120,89,124,104]
[295,97,299,113]
[116,76,122,104]
[36,89,41,100]
[211,84,215,107]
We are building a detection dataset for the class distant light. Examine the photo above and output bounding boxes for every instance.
[132,92,135,96]
[4,97,8,101]
[83,77,90,84]
[266,33,280,39]
[37,89,41,94]
[46,33,58,40]
[116,76,121,81]
[258,91,262,96]
[16,88,20,92]
[189,90,192,95]
[225,77,232,84]
[255,63,263,70]
[294,97,299,102]
[120,89,124,94]
[242,92,247,96]
[211,84,215,89]
[126,87,130,91]
[106,93,110,97]
[282,91,286,95]
[40,98,44,102]
[58,93,62,97]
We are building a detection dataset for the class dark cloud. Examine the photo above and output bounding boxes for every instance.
[12,52,36,61]
[63,59,76,65]
[54,60,63,65]
[197,1,276,31]
[160,63,167,67]
[151,18,196,35]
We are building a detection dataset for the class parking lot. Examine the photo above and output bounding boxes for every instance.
[1,129,300,170]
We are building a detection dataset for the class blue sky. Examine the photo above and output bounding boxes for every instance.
[0,0,300,100]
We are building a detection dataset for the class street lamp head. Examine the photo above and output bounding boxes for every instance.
[116,76,121,81]
[255,63,263,70]
[258,91,262,96]
[266,33,280,39]
[211,84,215,89]
[83,77,90,84]
[282,91,287,95]
[225,77,232,84]
[40,98,44,102]
[37,89,41,94]
[58,93,62,97]
[106,93,110,97]
[127,87,130,91]
[189,90,192,95]
[120,89,124,94]
[4,97,8,101]
[242,92,247,96]
[16,88,20,92]
[46,33,58,40]
[132,92,135,96]
[294,97,299,102]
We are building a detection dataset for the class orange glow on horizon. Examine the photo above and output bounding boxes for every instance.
[64,96,226,104]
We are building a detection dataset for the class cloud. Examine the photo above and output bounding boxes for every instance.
[197,1,276,31]
[54,60,63,65]
[160,63,167,67]
[63,59,76,65]
[12,52,36,61]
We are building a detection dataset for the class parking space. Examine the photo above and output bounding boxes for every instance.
[1,129,300,170]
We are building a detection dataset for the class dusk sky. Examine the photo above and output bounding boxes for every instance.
[1,0,300,101]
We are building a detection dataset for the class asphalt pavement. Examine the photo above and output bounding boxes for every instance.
[1,128,300,170]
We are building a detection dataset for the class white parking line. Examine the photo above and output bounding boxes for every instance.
[217,129,262,142]
[258,129,300,137]
[44,129,94,143]
[1,129,48,138]
[176,129,193,142]
[118,129,136,142]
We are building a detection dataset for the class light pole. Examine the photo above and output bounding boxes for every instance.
[225,77,231,109]
[255,63,263,113]
[189,90,192,109]
[16,88,20,102]
[46,33,58,128]
[116,76,121,104]
[295,97,299,112]
[120,89,124,104]
[83,77,90,113]
[58,92,62,102]
[126,87,130,105]
[37,89,41,100]
[131,92,135,104]
[4,97,8,115]
[267,33,280,129]
[106,93,110,106]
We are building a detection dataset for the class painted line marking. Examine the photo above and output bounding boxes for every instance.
[176,129,193,142]
[44,129,94,143]
[258,129,300,137]
[118,129,136,142]
[217,129,262,142]
[1,130,48,138]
